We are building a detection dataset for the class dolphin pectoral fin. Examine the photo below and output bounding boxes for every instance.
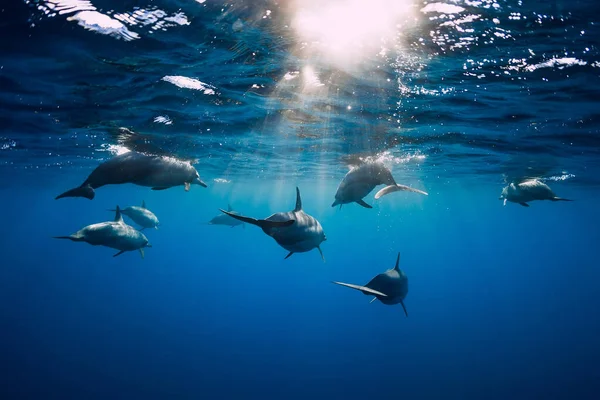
[331,281,388,297]
[142,200,146,208]
[138,227,146,232]
[113,250,126,257]
[317,246,325,262]
[356,199,373,209]
[503,199,507,206]
[219,209,295,229]
[400,300,408,317]
[155,226,158,230]
[284,251,294,259]
[370,297,377,304]
[374,184,428,200]
[139,248,145,259]
[55,184,95,200]
[152,187,169,191]
[519,202,530,207]
[184,182,191,192]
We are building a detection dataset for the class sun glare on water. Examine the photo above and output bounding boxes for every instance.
[292,0,416,64]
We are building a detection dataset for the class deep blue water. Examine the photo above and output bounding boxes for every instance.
[1,0,600,399]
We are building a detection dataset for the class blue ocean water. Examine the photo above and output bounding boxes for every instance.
[1,0,600,399]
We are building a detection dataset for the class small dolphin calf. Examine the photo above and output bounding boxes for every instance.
[220,187,327,261]
[56,151,207,200]
[54,207,151,258]
[332,161,428,209]
[109,200,159,230]
[207,204,245,228]
[332,252,409,316]
[500,179,572,207]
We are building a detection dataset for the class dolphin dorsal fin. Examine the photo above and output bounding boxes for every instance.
[394,252,400,271]
[294,187,302,212]
[141,200,146,209]
[114,206,123,223]
[227,204,233,212]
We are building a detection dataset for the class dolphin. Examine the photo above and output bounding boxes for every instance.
[332,252,409,316]
[108,200,159,230]
[207,204,245,228]
[53,206,151,258]
[220,187,327,261]
[499,179,573,207]
[332,161,428,209]
[55,151,207,200]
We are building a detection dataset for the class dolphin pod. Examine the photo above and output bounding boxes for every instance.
[51,150,574,319]
[499,179,573,207]
[54,206,151,258]
[332,161,428,209]
[55,151,207,200]
[219,187,327,261]
[332,252,409,316]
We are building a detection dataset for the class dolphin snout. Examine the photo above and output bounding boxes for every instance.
[331,200,339,207]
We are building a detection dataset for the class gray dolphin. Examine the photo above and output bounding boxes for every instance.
[54,206,151,258]
[55,151,207,200]
[109,200,159,230]
[220,187,327,261]
[332,161,428,209]
[499,179,573,207]
[207,204,245,228]
[332,252,409,316]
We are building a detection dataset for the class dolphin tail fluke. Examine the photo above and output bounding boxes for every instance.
[55,184,95,200]
[374,184,428,200]
[551,197,573,202]
[400,300,408,317]
[331,281,388,297]
[53,235,83,242]
[219,209,295,229]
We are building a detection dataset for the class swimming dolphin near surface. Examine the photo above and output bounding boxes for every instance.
[499,179,573,207]
[220,187,327,261]
[53,206,151,258]
[207,204,245,228]
[55,151,207,200]
[332,252,409,316]
[108,200,159,230]
[332,161,428,209]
